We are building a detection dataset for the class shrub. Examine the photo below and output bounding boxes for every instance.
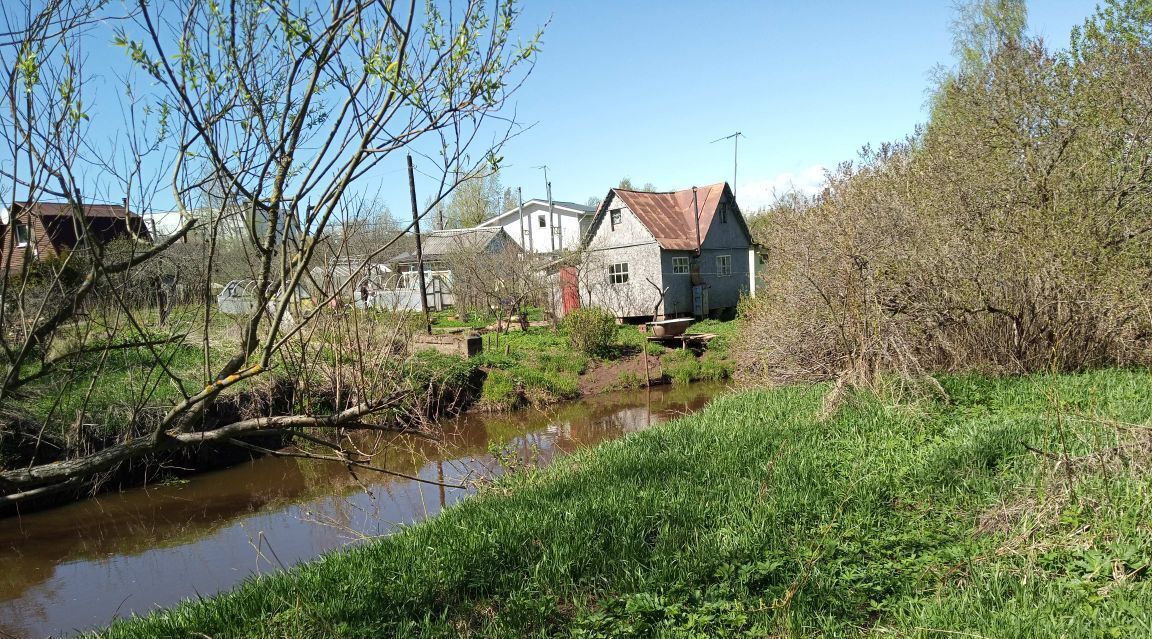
[738,32,1152,390]
[563,308,618,356]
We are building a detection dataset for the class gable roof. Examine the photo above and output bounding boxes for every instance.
[586,182,748,251]
[476,199,596,228]
[391,227,512,263]
[7,201,151,250]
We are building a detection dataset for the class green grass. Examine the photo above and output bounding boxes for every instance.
[98,368,1152,638]
[473,328,586,410]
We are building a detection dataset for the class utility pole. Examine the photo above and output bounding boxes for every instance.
[710,132,744,196]
[517,187,530,252]
[407,154,431,334]
[534,165,556,252]
[547,180,557,252]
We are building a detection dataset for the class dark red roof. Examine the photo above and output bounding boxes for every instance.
[9,201,152,250]
[611,182,729,251]
[15,202,135,218]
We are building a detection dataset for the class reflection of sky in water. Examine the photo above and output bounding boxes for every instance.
[0,383,722,638]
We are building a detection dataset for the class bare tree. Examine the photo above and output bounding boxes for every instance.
[445,242,547,331]
[0,0,541,505]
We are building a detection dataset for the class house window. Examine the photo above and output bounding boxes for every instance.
[716,255,731,277]
[720,203,728,224]
[671,256,689,275]
[538,215,546,228]
[14,224,30,247]
[610,208,622,229]
[608,262,629,285]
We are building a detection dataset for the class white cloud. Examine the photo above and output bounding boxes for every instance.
[736,165,827,211]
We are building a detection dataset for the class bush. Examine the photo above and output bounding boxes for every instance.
[563,308,618,356]
[738,21,1152,389]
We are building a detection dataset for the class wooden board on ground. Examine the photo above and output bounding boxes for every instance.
[646,332,718,348]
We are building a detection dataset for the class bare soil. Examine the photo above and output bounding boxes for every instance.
[578,352,664,396]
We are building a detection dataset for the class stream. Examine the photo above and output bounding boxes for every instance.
[0,382,727,638]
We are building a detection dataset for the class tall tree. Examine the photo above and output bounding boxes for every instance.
[445,169,502,228]
[0,0,541,506]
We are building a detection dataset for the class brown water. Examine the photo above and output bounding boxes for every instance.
[0,383,726,638]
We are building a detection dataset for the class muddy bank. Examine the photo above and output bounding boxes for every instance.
[1,360,484,517]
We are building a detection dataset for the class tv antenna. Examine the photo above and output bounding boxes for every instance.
[710,132,744,196]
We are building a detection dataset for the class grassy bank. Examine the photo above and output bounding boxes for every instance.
[101,368,1152,638]
[471,318,738,410]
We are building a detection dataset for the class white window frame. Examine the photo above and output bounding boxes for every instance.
[716,254,731,277]
[608,262,629,285]
[14,223,30,247]
[610,208,622,230]
[671,256,689,275]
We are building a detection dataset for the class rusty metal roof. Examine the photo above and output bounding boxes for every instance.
[611,182,728,251]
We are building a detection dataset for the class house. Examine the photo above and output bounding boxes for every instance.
[475,199,595,254]
[387,227,520,310]
[576,182,756,320]
[0,200,151,273]
[141,209,192,241]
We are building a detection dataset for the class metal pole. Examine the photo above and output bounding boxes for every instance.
[692,186,701,254]
[518,187,527,251]
[407,154,431,335]
[547,180,556,252]
[733,134,739,197]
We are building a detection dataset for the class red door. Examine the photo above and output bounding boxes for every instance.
[560,266,580,315]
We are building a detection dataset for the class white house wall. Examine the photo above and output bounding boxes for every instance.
[485,201,587,254]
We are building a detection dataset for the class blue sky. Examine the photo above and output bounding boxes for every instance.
[486,0,1098,210]
[11,1,1101,216]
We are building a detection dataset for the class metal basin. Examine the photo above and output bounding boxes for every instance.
[646,317,694,337]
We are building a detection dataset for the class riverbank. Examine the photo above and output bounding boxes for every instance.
[100,368,1152,638]
[1,311,732,514]
[1,383,726,637]
[469,318,736,410]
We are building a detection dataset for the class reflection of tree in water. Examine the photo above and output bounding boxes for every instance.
[0,383,728,633]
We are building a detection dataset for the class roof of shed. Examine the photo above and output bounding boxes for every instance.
[607,182,728,251]
[391,227,508,262]
[7,201,152,247]
[12,201,140,218]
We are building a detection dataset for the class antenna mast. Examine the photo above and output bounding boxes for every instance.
[710,132,744,196]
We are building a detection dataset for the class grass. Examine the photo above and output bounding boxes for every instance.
[98,368,1152,638]
[473,328,585,410]
[471,318,739,408]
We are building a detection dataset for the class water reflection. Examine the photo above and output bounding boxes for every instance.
[0,383,723,638]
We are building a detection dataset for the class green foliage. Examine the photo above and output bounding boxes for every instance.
[660,348,732,385]
[100,370,1152,638]
[563,308,618,356]
[614,372,643,390]
[479,369,519,410]
[401,350,480,391]
[474,328,587,410]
